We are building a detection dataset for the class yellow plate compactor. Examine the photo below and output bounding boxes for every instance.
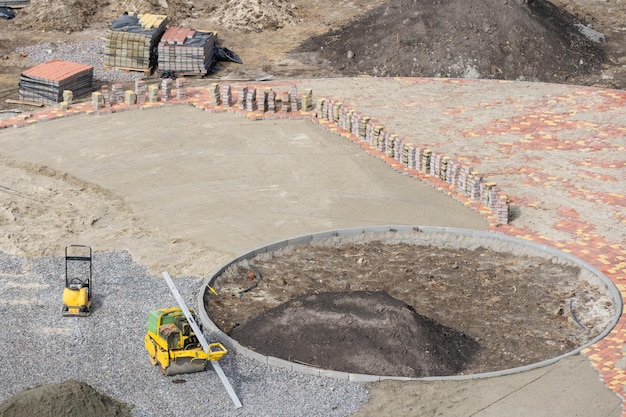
[62,245,92,317]
[145,307,227,375]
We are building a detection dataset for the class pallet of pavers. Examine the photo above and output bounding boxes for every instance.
[158,27,216,75]
[104,12,169,73]
[0,0,29,7]
[18,59,93,104]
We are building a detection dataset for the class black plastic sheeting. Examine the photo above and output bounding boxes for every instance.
[109,13,157,35]
[0,7,15,19]
[214,46,242,64]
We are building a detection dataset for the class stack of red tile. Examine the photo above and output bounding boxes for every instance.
[18,59,93,104]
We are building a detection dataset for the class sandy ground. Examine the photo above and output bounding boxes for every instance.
[0,109,486,277]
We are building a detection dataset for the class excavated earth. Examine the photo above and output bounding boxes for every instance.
[207,238,615,377]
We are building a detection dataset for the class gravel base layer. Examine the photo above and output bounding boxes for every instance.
[0,250,368,417]
[17,39,147,84]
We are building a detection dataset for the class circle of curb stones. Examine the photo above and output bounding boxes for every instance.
[197,225,623,382]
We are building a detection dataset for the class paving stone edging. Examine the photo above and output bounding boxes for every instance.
[196,225,623,382]
[0,82,509,227]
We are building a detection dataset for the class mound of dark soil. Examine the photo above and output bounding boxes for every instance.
[0,380,132,417]
[230,291,480,377]
[296,0,606,83]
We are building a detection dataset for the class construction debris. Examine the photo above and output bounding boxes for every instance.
[158,27,217,75]
[18,60,93,104]
[104,13,168,73]
[0,6,15,18]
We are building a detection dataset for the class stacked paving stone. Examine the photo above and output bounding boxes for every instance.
[267,89,276,112]
[290,86,299,112]
[135,80,147,103]
[100,85,110,107]
[237,86,248,110]
[148,85,159,102]
[220,85,232,107]
[104,13,168,72]
[176,78,187,100]
[258,88,268,112]
[18,60,93,104]
[158,28,216,74]
[161,78,173,101]
[62,90,73,105]
[111,84,125,105]
[210,83,221,106]
[91,92,104,110]
[245,87,257,111]
[124,90,137,105]
[301,89,313,111]
[440,153,447,177]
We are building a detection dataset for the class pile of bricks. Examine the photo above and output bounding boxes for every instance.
[158,27,216,74]
[18,60,93,104]
[104,13,168,72]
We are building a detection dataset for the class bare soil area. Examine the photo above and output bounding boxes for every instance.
[2,0,626,114]
[207,237,615,377]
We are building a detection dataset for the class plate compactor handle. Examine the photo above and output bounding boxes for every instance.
[162,271,242,409]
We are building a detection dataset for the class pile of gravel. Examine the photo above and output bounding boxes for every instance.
[0,250,368,417]
[17,39,147,84]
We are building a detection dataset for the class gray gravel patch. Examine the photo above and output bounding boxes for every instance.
[17,39,147,84]
[0,250,368,417]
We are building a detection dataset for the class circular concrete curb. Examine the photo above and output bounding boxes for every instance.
[197,225,623,382]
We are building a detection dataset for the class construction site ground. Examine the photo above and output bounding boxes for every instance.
[0,0,625,416]
[0,76,623,416]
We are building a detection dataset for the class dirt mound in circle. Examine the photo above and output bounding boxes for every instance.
[0,380,132,417]
[295,0,606,83]
[230,291,480,377]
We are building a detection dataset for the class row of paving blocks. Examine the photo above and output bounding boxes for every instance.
[209,83,314,113]
[317,97,510,225]
[89,78,189,109]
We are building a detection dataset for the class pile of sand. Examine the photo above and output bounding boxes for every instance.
[207,0,298,32]
[16,0,194,31]
[0,380,132,417]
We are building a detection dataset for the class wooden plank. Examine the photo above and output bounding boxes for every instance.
[5,98,45,107]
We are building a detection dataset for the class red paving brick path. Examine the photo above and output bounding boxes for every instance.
[2,77,625,412]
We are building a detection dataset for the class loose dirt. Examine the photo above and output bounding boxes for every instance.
[3,0,626,115]
[207,236,616,376]
[0,380,132,417]
[296,0,606,84]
